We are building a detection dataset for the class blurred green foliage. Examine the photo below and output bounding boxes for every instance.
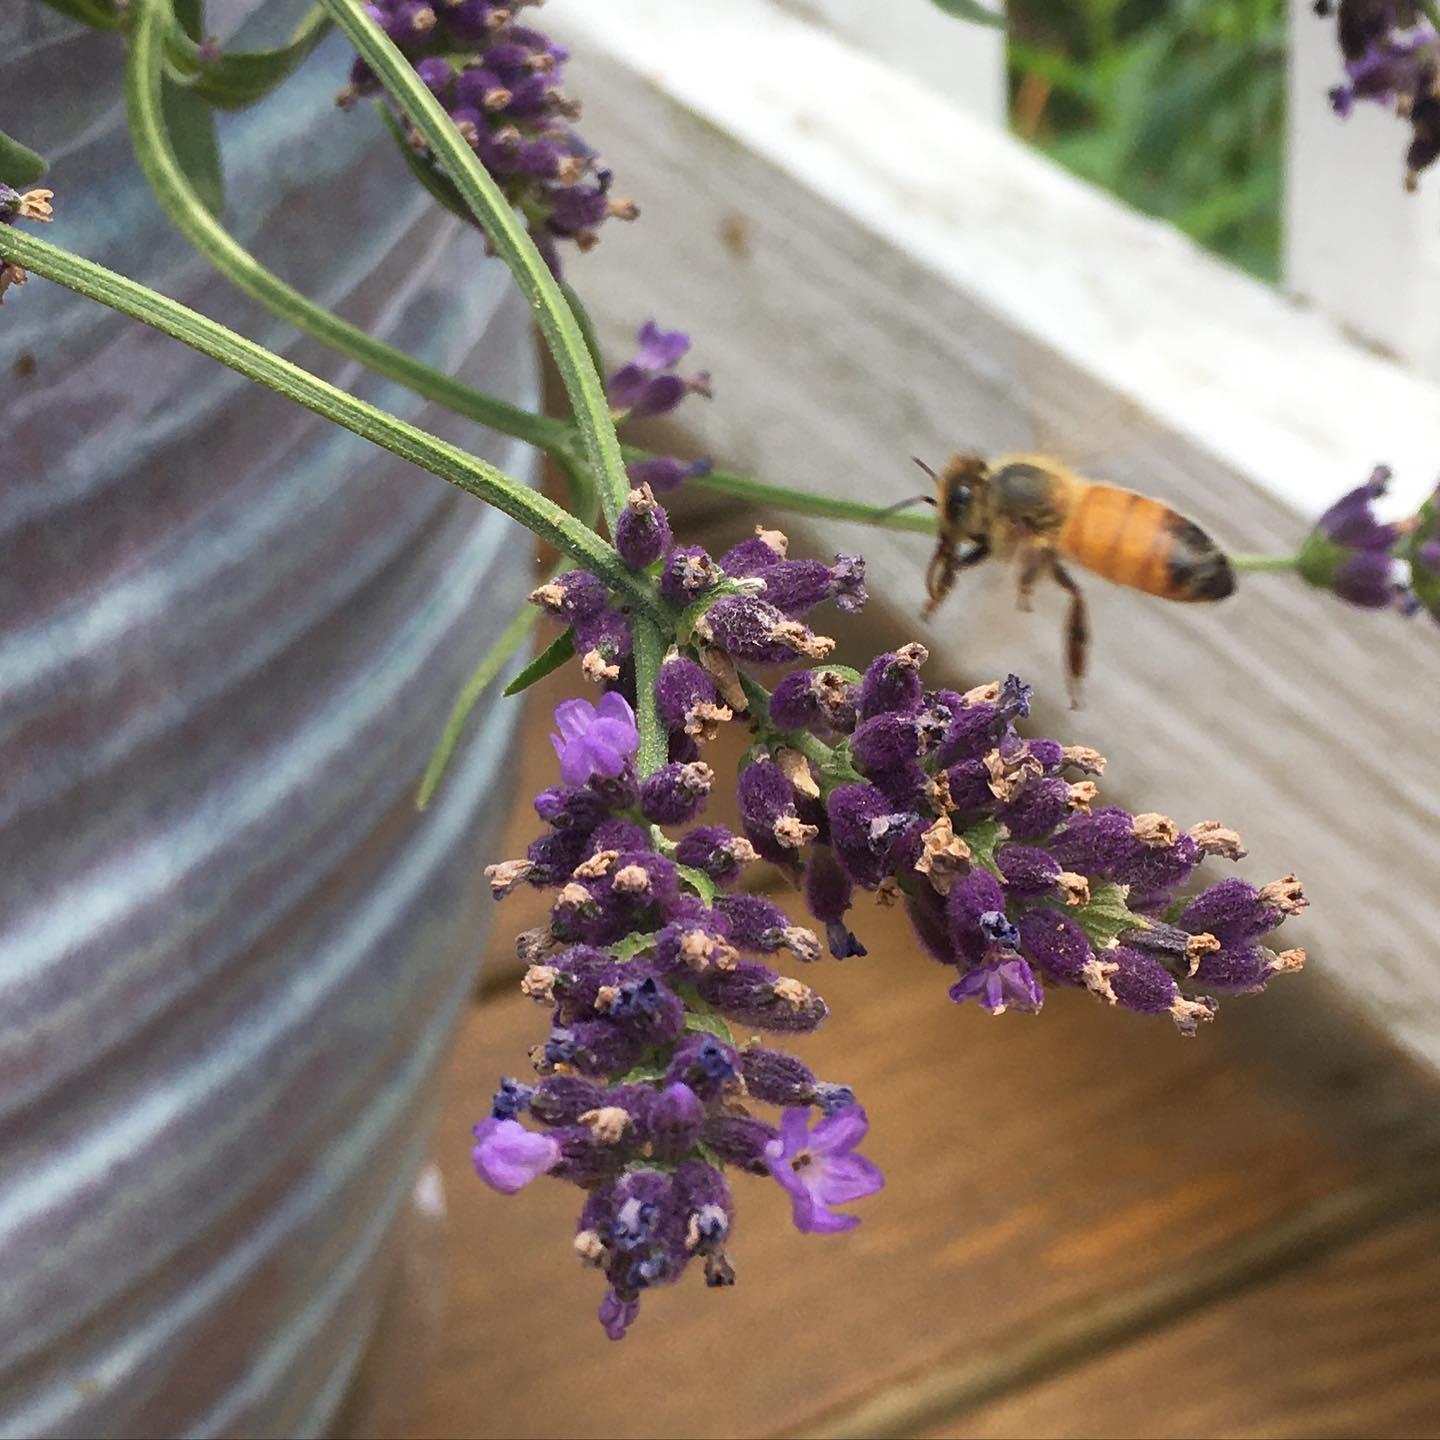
[1007,0,1285,279]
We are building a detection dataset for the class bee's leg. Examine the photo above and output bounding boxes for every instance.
[1015,542,1048,613]
[923,539,988,618]
[1049,556,1089,709]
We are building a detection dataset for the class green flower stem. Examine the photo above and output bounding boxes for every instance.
[0,227,666,620]
[737,671,859,783]
[319,0,632,528]
[1420,0,1440,35]
[661,454,939,536]
[1231,553,1302,573]
[124,0,569,455]
[631,618,670,778]
[417,586,546,811]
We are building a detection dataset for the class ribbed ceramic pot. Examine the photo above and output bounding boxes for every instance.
[0,5,536,1435]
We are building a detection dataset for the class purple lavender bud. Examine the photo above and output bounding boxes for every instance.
[1108,946,1216,1035]
[995,844,1063,899]
[652,917,737,977]
[533,784,610,833]
[665,1033,741,1099]
[718,534,786,577]
[490,1077,536,1120]
[996,777,1073,841]
[946,870,1009,968]
[550,1020,646,1078]
[804,848,867,958]
[608,322,709,418]
[826,782,919,888]
[598,1289,640,1342]
[850,713,925,773]
[614,484,673,569]
[1016,910,1097,988]
[627,455,713,495]
[524,827,589,884]
[655,655,729,739]
[673,826,756,885]
[471,1117,561,1193]
[698,962,829,1032]
[866,762,931,813]
[630,319,691,370]
[949,956,1044,1014]
[415,55,455,95]
[1300,466,1406,608]
[674,1158,734,1259]
[1190,943,1272,993]
[604,974,685,1044]
[737,761,811,863]
[769,670,826,732]
[1118,832,1201,913]
[1179,876,1305,946]
[574,608,633,681]
[446,0,509,43]
[943,759,996,814]
[530,1074,607,1126]
[586,817,649,855]
[649,1082,705,1156]
[739,1047,819,1106]
[933,700,1002,767]
[713,894,820,960]
[700,1113,780,1174]
[1047,806,1141,875]
[529,569,610,623]
[749,559,837,617]
[695,595,833,665]
[857,644,928,719]
[549,693,639,786]
[830,554,868,613]
[639,761,714,825]
[1334,550,1401,608]
[660,545,722,604]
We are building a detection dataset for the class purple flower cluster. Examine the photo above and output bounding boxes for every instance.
[1299,465,1410,609]
[479,688,881,1341]
[0,183,54,303]
[340,0,634,272]
[1320,0,1440,188]
[750,650,1307,1035]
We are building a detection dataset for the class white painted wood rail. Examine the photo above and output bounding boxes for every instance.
[545,0,1440,1073]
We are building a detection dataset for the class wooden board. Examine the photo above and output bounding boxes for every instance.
[937,1212,1440,1439]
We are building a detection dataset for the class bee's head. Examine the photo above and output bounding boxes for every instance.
[936,453,990,533]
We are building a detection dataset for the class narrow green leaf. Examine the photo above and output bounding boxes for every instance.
[610,933,659,963]
[163,1,224,217]
[0,131,48,188]
[931,0,1006,28]
[1069,880,1149,951]
[617,1062,667,1085]
[683,1010,736,1044]
[562,281,606,377]
[962,817,1002,877]
[501,627,575,698]
[183,7,332,111]
[675,863,717,908]
[377,104,473,225]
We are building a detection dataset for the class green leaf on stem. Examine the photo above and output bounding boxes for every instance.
[501,627,575,698]
[36,0,122,30]
[683,1010,736,1044]
[180,7,332,111]
[163,0,224,217]
[930,0,1006,28]
[1070,880,1150,951]
[0,131,48,188]
[376,104,473,224]
[610,933,659,963]
[675,863,718,908]
[962,816,1002,876]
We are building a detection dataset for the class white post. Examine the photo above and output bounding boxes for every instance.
[764,0,1008,126]
[1285,0,1440,379]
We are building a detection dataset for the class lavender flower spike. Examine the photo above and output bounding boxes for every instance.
[549,694,639,786]
[765,1104,884,1234]
[472,1117,562,1193]
[1298,465,1405,610]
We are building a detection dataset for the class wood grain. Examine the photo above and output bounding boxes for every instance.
[938,1212,1440,1439]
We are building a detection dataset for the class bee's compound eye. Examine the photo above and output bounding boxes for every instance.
[947,485,971,522]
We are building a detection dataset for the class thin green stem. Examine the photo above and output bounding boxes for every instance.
[632,618,669,778]
[124,0,569,454]
[670,456,939,536]
[1418,0,1440,35]
[417,590,545,810]
[320,0,632,527]
[1231,553,1301,573]
[0,228,665,620]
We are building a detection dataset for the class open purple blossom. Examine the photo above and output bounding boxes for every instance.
[626,455,713,495]
[1298,465,1409,609]
[608,320,712,418]
[549,693,639,785]
[765,1105,884,1234]
[1320,0,1440,188]
[472,1117,561,1193]
[339,0,634,274]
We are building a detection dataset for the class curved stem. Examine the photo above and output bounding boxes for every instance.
[1231,553,1301,573]
[320,0,632,527]
[0,228,666,621]
[125,0,569,455]
[631,618,669,778]
[417,589,545,810]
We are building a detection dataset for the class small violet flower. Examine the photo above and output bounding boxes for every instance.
[549,693,639,785]
[765,1105,884,1234]
[608,320,712,418]
[472,1117,561,1193]
[1298,465,1407,609]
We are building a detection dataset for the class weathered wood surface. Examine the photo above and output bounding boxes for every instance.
[533,0,1440,1078]
[401,679,1440,1440]
[938,1212,1440,1439]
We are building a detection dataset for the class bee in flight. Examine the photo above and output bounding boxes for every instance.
[902,453,1235,707]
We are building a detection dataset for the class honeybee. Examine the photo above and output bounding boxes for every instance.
[908,453,1235,707]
